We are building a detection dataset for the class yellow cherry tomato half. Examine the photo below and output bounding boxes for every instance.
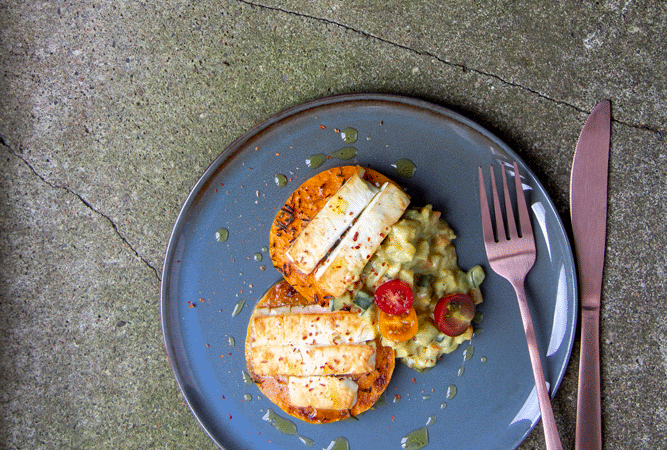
[378,307,419,342]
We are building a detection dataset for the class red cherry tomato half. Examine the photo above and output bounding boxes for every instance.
[374,280,414,315]
[433,293,476,337]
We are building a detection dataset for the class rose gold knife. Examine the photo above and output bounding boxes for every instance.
[570,99,611,450]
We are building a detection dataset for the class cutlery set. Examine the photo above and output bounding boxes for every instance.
[478,100,611,450]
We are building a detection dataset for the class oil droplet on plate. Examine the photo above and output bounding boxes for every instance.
[305,153,326,169]
[262,409,297,435]
[440,402,447,409]
[243,393,252,401]
[457,365,465,377]
[324,437,349,450]
[253,252,263,262]
[481,356,488,363]
[463,344,474,361]
[231,298,246,317]
[446,384,457,399]
[391,158,417,178]
[274,174,288,187]
[261,246,269,253]
[401,427,429,450]
[340,127,358,144]
[228,336,235,346]
[215,228,229,243]
[242,371,253,386]
[298,436,315,447]
[330,147,357,160]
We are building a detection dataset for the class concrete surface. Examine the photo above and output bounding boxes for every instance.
[1,0,665,448]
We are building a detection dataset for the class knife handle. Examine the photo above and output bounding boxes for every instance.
[575,306,602,450]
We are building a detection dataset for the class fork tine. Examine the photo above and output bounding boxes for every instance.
[513,161,534,239]
[490,165,506,242]
[478,166,495,244]
[502,164,519,240]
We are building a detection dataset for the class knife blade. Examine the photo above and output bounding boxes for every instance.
[570,99,611,450]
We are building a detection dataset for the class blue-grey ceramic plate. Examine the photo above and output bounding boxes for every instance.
[161,93,577,450]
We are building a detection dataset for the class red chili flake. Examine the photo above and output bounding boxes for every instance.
[275,152,280,156]
[391,415,395,422]
[334,128,340,133]
[353,231,359,242]
[229,414,232,419]
[206,344,210,347]
[319,125,326,129]
[395,394,401,399]
[200,298,205,303]
[411,377,416,384]
[214,188,218,193]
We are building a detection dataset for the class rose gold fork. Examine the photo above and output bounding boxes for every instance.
[478,161,563,450]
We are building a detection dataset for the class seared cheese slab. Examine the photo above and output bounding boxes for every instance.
[315,182,410,296]
[250,343,376,376]
[288,376,358,410]
[251,311,377,347]
[254,304,329,317]
[286,168,379,274]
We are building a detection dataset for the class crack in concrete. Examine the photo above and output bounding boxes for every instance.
[238,0,664,135]
[1,136,162,283]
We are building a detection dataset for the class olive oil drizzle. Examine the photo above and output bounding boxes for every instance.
[400,416,436,450]
[231,298,246,317]
[391,158,417,178]
[262,409,314,447]
[324,437,350,450]
[215,227,229,242]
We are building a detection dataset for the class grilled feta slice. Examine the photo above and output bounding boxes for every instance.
[288,376,358,410]
[315,182,410,296]
[249,342,376,376]
[251,311,377,347]
[286,167,379,274]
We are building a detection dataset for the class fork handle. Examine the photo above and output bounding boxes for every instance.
[513,281,564,450]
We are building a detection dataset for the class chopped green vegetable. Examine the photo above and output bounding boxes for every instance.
[353,291,374,310]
